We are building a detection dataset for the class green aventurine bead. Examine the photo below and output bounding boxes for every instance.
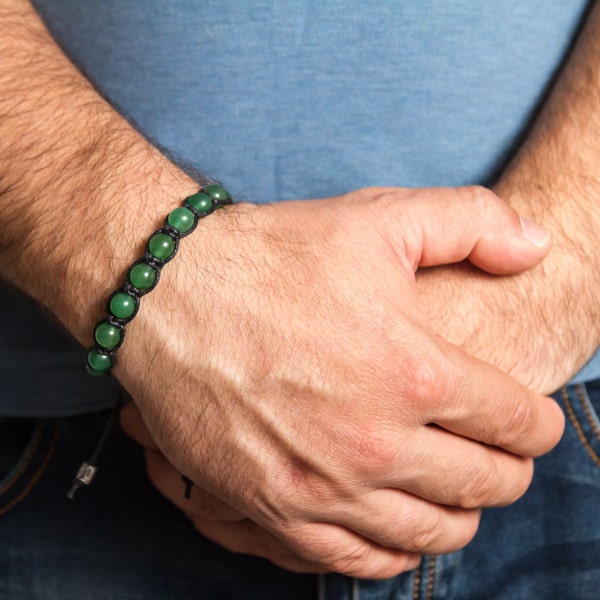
[87,349,112,372]
[186,192,213,214]
[87,365,107,377]
[167,206,195,233]
[204,184,230,203]
[109,292,136,320]
[94,321,122,349]
[129,262,156,290]
[149,233,175,260]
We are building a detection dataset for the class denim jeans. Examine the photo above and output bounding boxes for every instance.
[2,381,600,599]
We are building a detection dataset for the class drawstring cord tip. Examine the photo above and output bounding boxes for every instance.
[67,462,98,500]
[66,388,123,500]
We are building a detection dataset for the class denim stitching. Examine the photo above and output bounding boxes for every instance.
[576,384,600,443]
[425,556,436,600]
[0,422,60,516]
[412,559,422,599]
[0,421,44,496]
[562,386,600,468]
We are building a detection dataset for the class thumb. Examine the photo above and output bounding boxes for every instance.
[399,186,550,275]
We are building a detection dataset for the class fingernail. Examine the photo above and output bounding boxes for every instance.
[521,217,550,248]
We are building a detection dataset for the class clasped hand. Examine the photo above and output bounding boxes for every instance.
[116,186,563,578]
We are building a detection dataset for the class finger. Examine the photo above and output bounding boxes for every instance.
[191,517,330,574]
[148,446,430,576]
[145,448,245,522]
[379,424,534,508]
[282,521,422,579]
[385,185,550,274]
[119,401,159,449]
[425,340,566,458]
[148,447,333,573]
[302,487,481,557]
[435,351,565,457]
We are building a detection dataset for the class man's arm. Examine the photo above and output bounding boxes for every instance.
[0,1,200,335]
[1,1,563,578]
[419,2,600,394]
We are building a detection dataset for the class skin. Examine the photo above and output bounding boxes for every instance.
[124,2,600,574]
[419,1,600,395]
[111,188,561,579]
[0,0,567,579]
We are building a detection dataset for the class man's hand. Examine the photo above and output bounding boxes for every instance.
[111,185,562,579]
[120,402,327,574]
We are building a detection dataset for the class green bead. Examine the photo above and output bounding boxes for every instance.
[128,262,156,290]
[94,321,122,349]
[109,292,136,320]
[149,233,175,260]
[86,364,108,377]
[186,192,213,214]
[204,184,230,203]
[87,349,112,372]
[167,206,195,233]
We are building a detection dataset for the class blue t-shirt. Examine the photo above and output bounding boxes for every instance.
[2,0,595,416]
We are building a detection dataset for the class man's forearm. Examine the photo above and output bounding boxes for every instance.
[0,1,197,341]
[418,2,600,393]
[502,2,600,217]
[497,1,600,379]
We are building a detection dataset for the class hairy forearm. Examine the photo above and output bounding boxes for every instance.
[503,3,600,219]
[419,2,600,392]
[497,2,600,376]
[0,1,197,341]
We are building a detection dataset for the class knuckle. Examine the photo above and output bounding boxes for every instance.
[454,185,508,226]
[400,346,449,414]
[285,525,409,579]
[327,544,373,575]
[401,509,481,555]
[456,184,498,211]
[457,462,499,508]
[457,455,534,509]
[401,511,442,553]
[332,554,409,580]
[338,422,401,476]
[285,525,370,575]
[285,524,418,579]
[494,395,536,449]
[396,507,481,555]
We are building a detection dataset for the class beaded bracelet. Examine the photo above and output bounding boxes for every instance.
[85,184,233,377]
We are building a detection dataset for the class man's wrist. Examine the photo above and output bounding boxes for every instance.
[0,2,205,343]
